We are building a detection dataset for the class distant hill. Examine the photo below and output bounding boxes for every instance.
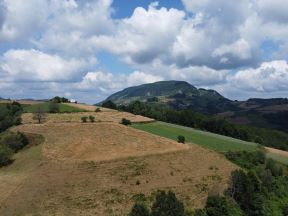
[103,81,288,132]
[105,80,238,114]
[218,98,288,132]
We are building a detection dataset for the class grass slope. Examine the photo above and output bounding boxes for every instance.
[132,121,259,152]
[23,102,86,113]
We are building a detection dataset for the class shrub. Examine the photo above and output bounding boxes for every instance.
[0,144,13,167]
[121,118,131,126]
[130,203,150,216]
[151,190,185,216]
[1,132,29,152]
[205,195,244,216]
[81,116,88,123]
[89,115,95,122]
[95,108,101,112]
[177,135,185,144]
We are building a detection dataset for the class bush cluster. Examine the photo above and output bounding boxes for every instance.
[121,118,131,126]
[0,132,29,167]
[81,116,96,123]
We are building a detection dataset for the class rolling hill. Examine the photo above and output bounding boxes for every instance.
[103,81,288,132]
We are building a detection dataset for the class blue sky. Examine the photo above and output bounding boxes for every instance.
[0,0,287,103]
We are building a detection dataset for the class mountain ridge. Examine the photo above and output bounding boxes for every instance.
[103,80,288,132]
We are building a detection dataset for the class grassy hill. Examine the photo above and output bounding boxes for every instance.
[104,80,236,114]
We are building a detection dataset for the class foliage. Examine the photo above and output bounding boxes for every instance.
[226,151,288,216]
[121,118,131,126]
[150,190,185,216]
[177,135,185,144]
[102,100,117,109]
[89,115,95,122]
[205,196,244,216]
[130,203,150,216]
[225,151,266,169]
[81,116,88,123]
[0,144,13,167]
[50,96,69,103]
[95,108,101,112]
[48,102,60,113]
[0,103,22,133]
[1,132,29,152]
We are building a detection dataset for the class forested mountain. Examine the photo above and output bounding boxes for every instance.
[103,81,288,132]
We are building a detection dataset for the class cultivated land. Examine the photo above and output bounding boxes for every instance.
[0,103,238,215]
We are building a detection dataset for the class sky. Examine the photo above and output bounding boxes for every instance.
[0,0,288,103]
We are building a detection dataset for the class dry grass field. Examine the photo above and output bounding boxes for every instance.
[0,102,239,215]
[22,111,154,124]
[0,121,237,216]
[14,123,189,162]
[63,103,114,112]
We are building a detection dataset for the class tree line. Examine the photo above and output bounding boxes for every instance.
[0,102,28,166]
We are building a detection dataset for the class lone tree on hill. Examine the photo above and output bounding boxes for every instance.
[81,116,88,123]
[89,115,95,122]
[33,105,46,124]
[121,118,131,126]
[177,135,185,144]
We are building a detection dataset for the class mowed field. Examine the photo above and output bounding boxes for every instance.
[132,121,259,152]
[0,103,237,215]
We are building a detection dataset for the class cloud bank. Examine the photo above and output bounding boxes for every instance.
[0,0,287,102]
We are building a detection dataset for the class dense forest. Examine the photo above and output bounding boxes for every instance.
[102,100,288,151]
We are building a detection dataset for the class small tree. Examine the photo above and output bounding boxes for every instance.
[48,102,60,113]
[81,116,88,123]
[89,115,95,122]
[95,108,101,112]
[33,105,46,124]
[121,118,131,126]
[177,135,185,144]
[130,203,150,216]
